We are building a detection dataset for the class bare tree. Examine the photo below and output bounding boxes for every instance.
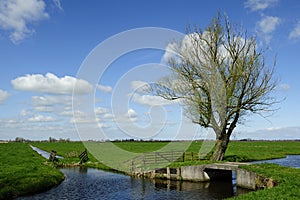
[150,14,278,161]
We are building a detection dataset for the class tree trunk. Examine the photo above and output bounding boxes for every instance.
[210,134,230,161]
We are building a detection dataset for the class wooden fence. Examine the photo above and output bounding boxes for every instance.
[125,151,199,172]
[79,149,89,164]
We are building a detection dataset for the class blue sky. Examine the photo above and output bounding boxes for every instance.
[0,0,299,141]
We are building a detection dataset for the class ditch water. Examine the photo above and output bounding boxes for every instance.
[29,145,63,159]
[18,167,249,200]
[253,155,300,168]
[21,146,300,200]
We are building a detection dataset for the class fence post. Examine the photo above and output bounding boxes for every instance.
[182,152,185,162]
[131,159,134,172]
[143,154,145,166]
[172,150,174,161]
[191,152,194,161]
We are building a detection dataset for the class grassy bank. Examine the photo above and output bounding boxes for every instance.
[30,141,111,170]
[0,142,64,199]
[231,164,300,199]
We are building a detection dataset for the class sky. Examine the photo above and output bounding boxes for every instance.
[0,0,300,141]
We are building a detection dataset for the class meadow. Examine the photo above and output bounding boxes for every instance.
[1,140,299,199]
[31,140,300,165]
[0,142,64,199]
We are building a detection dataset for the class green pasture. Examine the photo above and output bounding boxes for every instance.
[1,140,299,199]
[0,142,64,199]
[31,140,300,165]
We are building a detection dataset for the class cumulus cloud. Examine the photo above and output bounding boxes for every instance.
[34,106,54,112]
[131,93,178,107]
[0,89,10,104]
[31,95,72,114]
[125,108,138,118]
[28,114,56,122]
[113,108,138,123]
[20,109,29,117]
[32,95,71,106]
[289,21,300,40]
[131,80,150,93]
[97,84,112,93]
[256,16,281,44]
[70,116,95,124]
[11,73,93,95]
[70,108,112,126]
[161,41,179,64]
[95,107,110,115]
[0,0,49,43]
[244,0,279,11]
[162,32,239,67]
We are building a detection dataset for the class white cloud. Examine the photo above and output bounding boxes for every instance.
[131,81,150,93]
[126,108,138,118]
[239,126,300,140]
[28,114,56,122]
[102,113,114,119]
[70,116,95,124]
[162,32,237,66]
[161,41,179,64]
[0,0,49,43]
[112,108,139,124]
[32,95,71,106]
[95,107,110,115]
[20,109,29,117]
[113,108,138,123]
[59,110,73,116]
[257,16,281,34]
[53,0,63,11]
[244,0,279,11]
[289,21,300,40]
[34,106,54,112]
[97,84,112,93]
[257,16,281,44]
[94,107,114,120]
[131,93,178,107]
[97,123,109,129]
[0,89,9,104]
[11,73,93,95]
[31,95,74,115]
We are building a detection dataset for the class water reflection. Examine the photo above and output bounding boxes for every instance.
[79,167,88,173]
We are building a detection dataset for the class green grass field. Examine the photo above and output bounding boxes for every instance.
[0,142,64,199]
[31,140,300,164]
[1,140,299,199]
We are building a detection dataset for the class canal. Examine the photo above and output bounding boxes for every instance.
[20,146,299,200]
[18,167,249,200]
